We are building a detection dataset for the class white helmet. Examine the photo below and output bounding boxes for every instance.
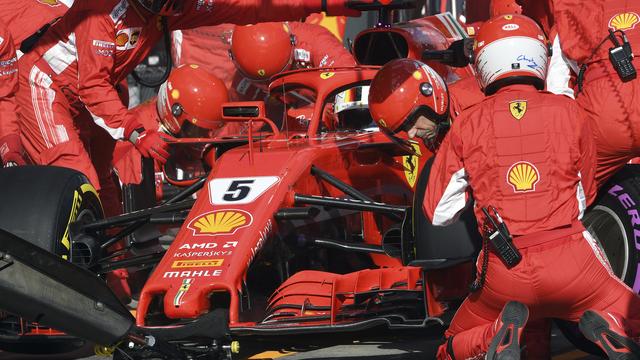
[474,14,549,95]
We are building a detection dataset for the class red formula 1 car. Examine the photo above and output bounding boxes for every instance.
[0,4,630,360]
[0,65,478,358]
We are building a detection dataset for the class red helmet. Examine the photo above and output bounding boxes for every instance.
[157,64,229,137]
[229,22,295,81]
[490,0,522,17]
[474,14,549,95]
[369,59,449,134]
[136,0,183,15]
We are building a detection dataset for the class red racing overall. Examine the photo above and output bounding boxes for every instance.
[553,0,640,187]
[424,84,640,359]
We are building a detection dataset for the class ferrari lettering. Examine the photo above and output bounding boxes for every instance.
[248,220,272,266]
[163,270,223,278]
[209,176,279,205]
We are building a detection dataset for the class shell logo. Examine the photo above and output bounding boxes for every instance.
[609,12,639,31]
[378,119,387,128]
[38,0,60,6]
[412,70,423,80]
[115,33,129,47]
[187,210,253,236]
[507,161,540,192]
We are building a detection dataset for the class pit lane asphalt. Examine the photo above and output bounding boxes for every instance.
[0,325,603,359]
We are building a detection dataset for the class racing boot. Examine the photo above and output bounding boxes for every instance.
[579,310,640,360]
[486,301,529,360]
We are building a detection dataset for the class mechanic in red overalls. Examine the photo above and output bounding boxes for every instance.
[173,21,355,101]
[0,21,24,167]
[13,0,359,201]
[545,0,640,187]
[114,64,230,185]
[428,14,640,360]
[371,14,640,360]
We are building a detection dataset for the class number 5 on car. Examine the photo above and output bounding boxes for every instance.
[208,176,280,205]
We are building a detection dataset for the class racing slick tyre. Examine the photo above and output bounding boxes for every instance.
[581,164,640,288]
[0,165,103,354]
[556,164,640,357]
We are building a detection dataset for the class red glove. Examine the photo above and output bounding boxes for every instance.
[129,128,175,165]
[0,134,27,167]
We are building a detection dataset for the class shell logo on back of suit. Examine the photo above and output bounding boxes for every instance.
[507,161,540,192]
[37,0,60,6]
[609,12,639,31]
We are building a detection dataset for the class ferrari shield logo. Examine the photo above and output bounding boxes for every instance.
[402,142,422,188]
[320,72,335,79]
[173,278,193,306]
[509,100,527,120]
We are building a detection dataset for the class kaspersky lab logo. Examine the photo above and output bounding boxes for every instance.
[186,209,253,236]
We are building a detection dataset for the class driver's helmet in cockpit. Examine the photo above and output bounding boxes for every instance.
[333,85,375,131]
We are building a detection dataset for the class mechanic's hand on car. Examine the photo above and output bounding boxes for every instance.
[0,134,27,167]
[130,128,175,165]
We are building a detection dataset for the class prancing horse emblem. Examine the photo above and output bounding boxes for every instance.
[509,100,527,120]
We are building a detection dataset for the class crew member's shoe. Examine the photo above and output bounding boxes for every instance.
[486,301,529,360]
[579,310,640,360]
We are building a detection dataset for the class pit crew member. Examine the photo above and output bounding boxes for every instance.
[423,14,640,360]
[545,0,640,186]
[0,20,24,167]
[14,0,360,197]
[173,21,355,102]
[115,64,229,185]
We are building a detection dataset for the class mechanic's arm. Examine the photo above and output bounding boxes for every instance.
[0,22,25,166]
[545,30,578,98]
[75,11,172,164]
[295,23,356,67]
[170,0,360,30]
[423,119,470,226]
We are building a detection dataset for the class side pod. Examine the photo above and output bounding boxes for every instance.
[0,228,134,345]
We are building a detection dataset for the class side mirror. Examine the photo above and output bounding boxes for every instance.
[422,38,474,68]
